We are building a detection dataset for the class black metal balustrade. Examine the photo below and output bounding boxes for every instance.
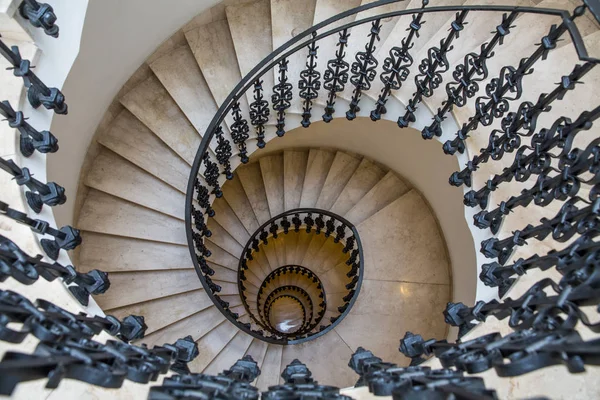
[262,286,317,335]
[256,272,324,335]
[194,208,363,344]
[1,0,600,397]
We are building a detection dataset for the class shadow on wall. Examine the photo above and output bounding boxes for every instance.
[251,117,478,308]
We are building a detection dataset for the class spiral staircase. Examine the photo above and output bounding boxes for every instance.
[77,144,450,388]
[1,0,600,398]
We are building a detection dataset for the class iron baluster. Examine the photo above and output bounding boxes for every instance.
[422,11,518,140]
[371,3,426,122]
[443,5,587,155]
[194,180,215,217]
[464,106,600,210]
[298,34,321,128]
[230,102,250,164]
[399,329,600,377]
[322,29,350,122]
[346,19,383,121]
[397,10,469,128]
[214,126,233,180]
[272,58,292,137]
[446,275,600,338]
[0,235,109,306]
[249,79,270,149]
[450,62,596,188]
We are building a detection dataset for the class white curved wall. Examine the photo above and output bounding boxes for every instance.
[252,118,478,307]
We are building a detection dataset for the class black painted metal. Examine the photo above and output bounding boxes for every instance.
[0,157,66,213]
[0,36,67,114]
[19,0,59,37]
[0,235,108,306]
[219,208,364,344]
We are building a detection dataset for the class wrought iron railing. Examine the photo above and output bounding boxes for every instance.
[181,0,600,395]
[261,284,318,335]
[197,208,363,344]
[0,0,599,396]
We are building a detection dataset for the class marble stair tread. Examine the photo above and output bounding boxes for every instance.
[237,162,272,224]
[211,198,251,246]
[77,189,187,245]
[120,74,202,164]
[270,0,318,114]
[244,339,269,385]
[203,331,255,376]
[149,44,233,144]
[185,19,250,111]
[204,241,240,271]
[95,269,202,310]
[260,154,285,217]
[283,232,299,265]
[334,279,449,366]
[294,231,314,266]
[256,344,283,391]
[378,0,475,105]
[189,320,239,372]
[141,306,225,348]
[283,150,309,210]
[85,149,185,220]
[344,171,410,225]
[262,241,281,273]
[206,219,245,258]
[107,289,212,335]
[423,0,555,119]
[299,149,336,208]
[78,232,191,273]
[329,158,386,216]
[207,262,239,283]
[98,110,190,193]
[357,190,450,284]
[222,174,261,234]
[280,330,356,388]
[321,266,351,295]
[248,247,273,279]
[243,268,263,289]
[300,234,328,267]
[313,237,347,275]
[226,0,275,109]
[315,151,361,210]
